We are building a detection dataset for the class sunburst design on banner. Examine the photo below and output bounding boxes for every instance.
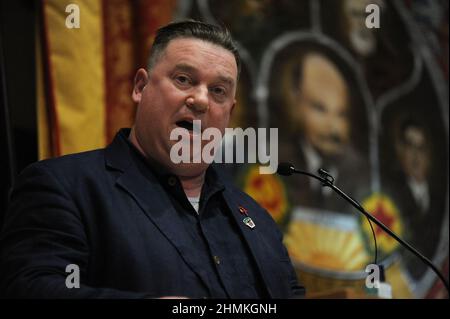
[285,218,370,271]
[360,193,403,256]
[243,165,288,223]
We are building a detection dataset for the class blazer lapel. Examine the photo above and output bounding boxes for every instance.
[221,189,278,298]
[105,131,211,292]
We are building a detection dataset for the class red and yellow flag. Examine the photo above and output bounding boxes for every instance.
[37,0,176,159]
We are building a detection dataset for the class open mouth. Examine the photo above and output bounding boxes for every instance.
[176,120,194,131]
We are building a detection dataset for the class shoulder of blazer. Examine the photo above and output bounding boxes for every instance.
[17,148,108,192]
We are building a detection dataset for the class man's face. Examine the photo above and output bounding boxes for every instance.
[295,54,350,158]
[343,0,383,56]
[398,126,430,182]
[131,38,237,176]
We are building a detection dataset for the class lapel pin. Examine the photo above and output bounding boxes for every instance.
[239,206,255,229]
[239,206,248,215]
[243,216,255,229]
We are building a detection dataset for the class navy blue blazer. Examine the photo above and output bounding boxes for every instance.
[0,130,304,298]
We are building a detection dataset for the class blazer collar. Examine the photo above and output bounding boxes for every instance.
[105,128,135,172]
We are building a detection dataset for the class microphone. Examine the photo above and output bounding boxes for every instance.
[276,162,295,176]
[277,162,449,295]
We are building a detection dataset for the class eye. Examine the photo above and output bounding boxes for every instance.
[174,74,192,86]
[310,102,326,113]
[211,86,226,96]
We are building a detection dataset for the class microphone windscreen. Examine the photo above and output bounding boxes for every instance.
[277,163,294,176]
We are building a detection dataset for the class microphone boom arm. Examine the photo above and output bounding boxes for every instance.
[286,165,449,295]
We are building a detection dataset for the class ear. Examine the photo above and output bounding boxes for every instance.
[132,68,149,103]
[230,99,236,115]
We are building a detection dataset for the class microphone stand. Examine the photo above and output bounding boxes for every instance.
[280,164,449,295]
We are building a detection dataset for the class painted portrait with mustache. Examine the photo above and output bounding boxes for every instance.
[278,47,370,213]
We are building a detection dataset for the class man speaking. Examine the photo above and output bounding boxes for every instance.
[0,20,304,299]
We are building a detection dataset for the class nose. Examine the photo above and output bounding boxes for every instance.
[186,86,209,113]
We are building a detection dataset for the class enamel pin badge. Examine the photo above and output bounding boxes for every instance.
[243,216,255,229]
[239,206,255,229]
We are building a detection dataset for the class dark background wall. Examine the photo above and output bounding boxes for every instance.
[0,0,37,226]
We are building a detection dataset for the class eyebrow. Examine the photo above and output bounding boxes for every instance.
[173,63,197,74]
[173,63,235,87]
